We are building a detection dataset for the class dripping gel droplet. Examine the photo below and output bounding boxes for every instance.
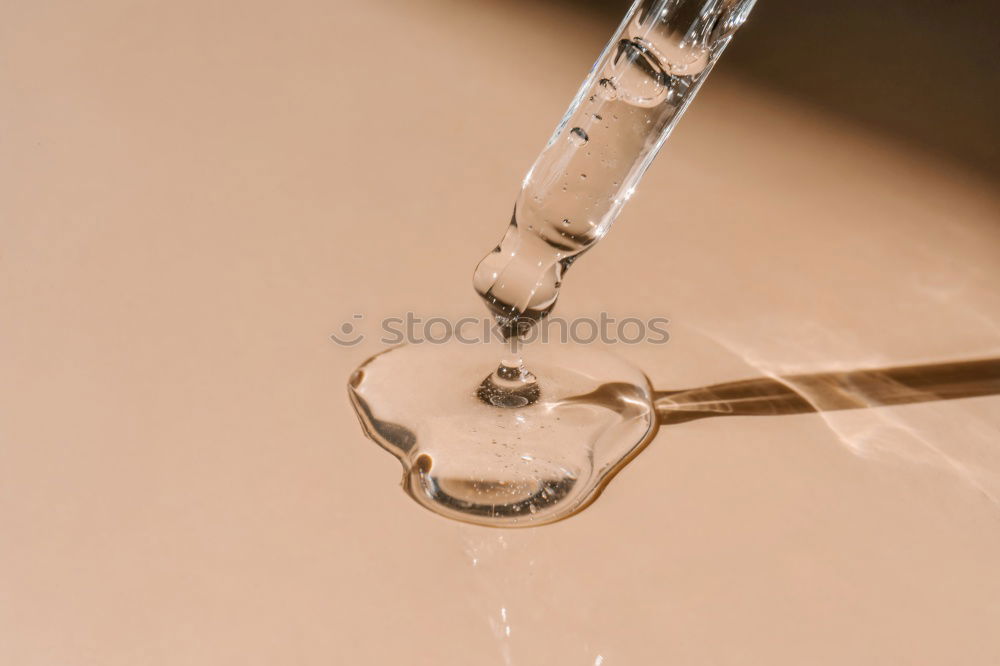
[477,352,540,408]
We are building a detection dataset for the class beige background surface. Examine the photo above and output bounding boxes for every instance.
[3,1,1000,664]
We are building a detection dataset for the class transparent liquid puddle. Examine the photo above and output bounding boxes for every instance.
[349,341,658,527]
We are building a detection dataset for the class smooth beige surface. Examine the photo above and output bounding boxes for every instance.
[2,1,1000,664]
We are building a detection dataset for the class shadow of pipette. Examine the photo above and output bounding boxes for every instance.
[653,358,1000,425]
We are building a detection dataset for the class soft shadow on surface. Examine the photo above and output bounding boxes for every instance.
[655,358,1000,425]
